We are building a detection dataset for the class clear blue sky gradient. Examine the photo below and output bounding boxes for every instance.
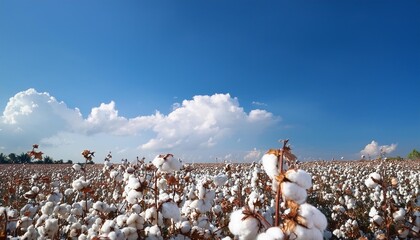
[1,1,419,160]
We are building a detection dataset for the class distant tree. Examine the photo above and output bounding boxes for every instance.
[66,160,73,164]
[54,159,64,164]
[0,153,9,164]
[407,149,420,160]
[44,156,54,164]
[18,152,32,164]
[8,153,18,164]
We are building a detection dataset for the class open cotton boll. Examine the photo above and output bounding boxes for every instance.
[298,203,327,231]
[289,224,323,240]
[21,225,39,240]
[101,219,115,234]
[145,225,162,239]
[372,215,384,225]
[17,216,32,230]
[122,227,138,240]
[285,169,312,190]
[262,154,279,179]
[108,229,125,240]
[179,221,191,234]
[127,213,144,229]
[73,164,82,171]
[41,201,55,215]
[365,172,382,189]
[44,218,59,238]
[162,202,181,222]
[127,176,141,189]
[393,208,406,221]
[281,182,307,204]
[126,189,143,204]
[116,215,128,227]
[20,204,38,218]
[214,174,228,186]
[228,208,260,240]
[157,178,168,190]
[257,227,284,240]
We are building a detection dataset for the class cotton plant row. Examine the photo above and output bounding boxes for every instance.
[300,160,420,239]
[0,144,419,239]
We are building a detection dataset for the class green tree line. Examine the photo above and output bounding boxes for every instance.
[0,152,73,164]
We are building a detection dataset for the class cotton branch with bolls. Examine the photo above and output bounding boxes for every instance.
[228,139,328,240]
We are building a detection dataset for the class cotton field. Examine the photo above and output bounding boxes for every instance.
[0,146,419,239]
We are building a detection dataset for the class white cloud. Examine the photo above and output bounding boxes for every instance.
[244,148,262,162]
[360,140,397,158]
[139,94,278,151]
[0,89,279,162]
[251,101,267,107]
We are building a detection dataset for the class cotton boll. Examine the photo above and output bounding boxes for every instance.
[257,227,284,240]
[116,215,128,227]
[101,220,115,234]
[262,154,279,179]
[290,224,323,240]
[228,208,260,240]
[281,182,307,204]
[162,202,181,222]
[20,204,38,218]
[126,189,143,204]
[214,174,228,187]
[64,188,74,196]
[131,204,142,214]
[73,164,82,171]
[373,215,384,225]
[127,176,141,190]
[17,216,32,230]
[93,201,108,212]
[41,201,55,215]
[365,172,381,189]
[31,186,40,193]
[44,218,59,238]
[298,203,327,231]
[285,169,312,190]
[127,213,144,230]
[122,227,138,240]
[157,178,168,190]
[180,221,191,234]
[392,208,405,222]
[146,225,162,239]
[21,225,39,240]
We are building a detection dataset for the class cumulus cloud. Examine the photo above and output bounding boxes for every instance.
[0,89,279,161]
[243,148,262,162]
[360,140,397,158]
[139,94,278,151]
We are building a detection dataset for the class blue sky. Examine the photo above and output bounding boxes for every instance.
[1,1,419,162]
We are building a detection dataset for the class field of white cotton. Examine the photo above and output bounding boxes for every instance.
[0,147,419,239]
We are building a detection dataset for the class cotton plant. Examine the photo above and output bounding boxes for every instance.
[228,140,327,240]
[364,166,420,239]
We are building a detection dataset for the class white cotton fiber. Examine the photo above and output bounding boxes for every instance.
[286,169,312,190]
[281,182,307,204]
[291,224,323,240]
[214,174,228,186]
[298,203,328,231]
[393,208,406,222]
[228,208,260,240]
[162,202,181,222]
[262,154,279,179]
[365,172,381,189]
[257,227,284,240]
